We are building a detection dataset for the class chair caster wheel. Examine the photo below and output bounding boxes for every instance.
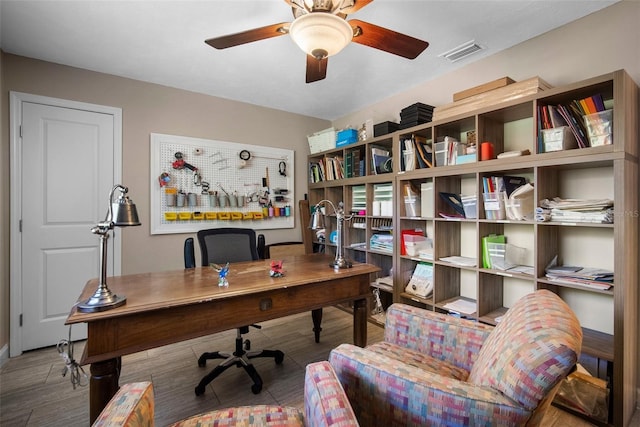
[275,351,284,364]
[195,385,206,396]
[251,383,262,394]
[197,358,206,368]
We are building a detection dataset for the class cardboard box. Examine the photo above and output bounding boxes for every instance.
[453,77,516,102]
[434,77,552,121]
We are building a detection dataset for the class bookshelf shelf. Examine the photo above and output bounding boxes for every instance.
[308,69,637,427]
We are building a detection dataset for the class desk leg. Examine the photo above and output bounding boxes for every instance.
[89,357,121,424]
[311,308,323,343]
[353,298,367,347]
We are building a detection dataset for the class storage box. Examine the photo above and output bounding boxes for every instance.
[404,234,431,257]
[453,77,516,102]
[374,121,399,137]
[434,139,465,166]
[336,129,358,147]
[542,126,577,152]
[583,109,613,146]
[456,153,477,164]
[483,191,506,220]
[461,195,477,219]
[404,195,421,217]
[307,127,336,153]
[434,77,552,121]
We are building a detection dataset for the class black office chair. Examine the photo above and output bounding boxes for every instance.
[184,228,284,396]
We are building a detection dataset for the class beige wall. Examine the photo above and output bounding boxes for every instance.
[0,53,329,354]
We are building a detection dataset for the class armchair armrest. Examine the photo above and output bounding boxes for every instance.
[305,361,359,427]
[329,345,531,426]
[384,303,493,371]
[92,382,154,427]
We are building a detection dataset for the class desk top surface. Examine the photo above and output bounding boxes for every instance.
[66,254,379,324]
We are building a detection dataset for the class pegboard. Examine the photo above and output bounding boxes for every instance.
[150,133,295,234]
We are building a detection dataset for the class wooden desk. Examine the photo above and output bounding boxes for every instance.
[66,254,379,423]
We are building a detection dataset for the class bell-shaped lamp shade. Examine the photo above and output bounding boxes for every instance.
[112,194,141,227]
[309,206,326,230]
[77,184,140,313]
[289,12,353,60]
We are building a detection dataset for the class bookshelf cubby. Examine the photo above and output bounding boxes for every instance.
[308,70,637,426]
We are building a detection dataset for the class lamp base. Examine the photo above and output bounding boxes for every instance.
[330,258,353,269]
[77,290,126,313]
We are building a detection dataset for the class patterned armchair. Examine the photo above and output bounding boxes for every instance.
[329,290,582,426]
[92,361,357,427]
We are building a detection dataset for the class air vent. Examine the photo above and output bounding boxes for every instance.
[439,40,484,62]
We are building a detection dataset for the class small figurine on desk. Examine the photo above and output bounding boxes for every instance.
[211,262,230,287]
[270,260,284,277]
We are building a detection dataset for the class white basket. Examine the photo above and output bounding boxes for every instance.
[307,128,336,154]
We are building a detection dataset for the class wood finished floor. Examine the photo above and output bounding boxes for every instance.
[0,306,616,426]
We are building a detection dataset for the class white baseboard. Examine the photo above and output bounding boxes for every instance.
[0,344,8,368]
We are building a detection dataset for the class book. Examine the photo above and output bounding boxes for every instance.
[502,175,527,197]
[371,146,390,175]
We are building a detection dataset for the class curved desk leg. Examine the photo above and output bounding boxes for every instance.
[353,298,367,348]
[89,357,121,424]
[312,308,323,343]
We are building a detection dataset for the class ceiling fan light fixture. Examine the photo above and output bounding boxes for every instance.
[289,12,353,59]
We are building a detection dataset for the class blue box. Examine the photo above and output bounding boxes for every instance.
[336,129,358,147]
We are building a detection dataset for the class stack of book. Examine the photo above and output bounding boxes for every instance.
[369,234,393,253]
[545,264,614,291]
[399,103,434,129]
[537,197,614,224]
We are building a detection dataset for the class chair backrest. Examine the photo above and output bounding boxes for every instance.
[197,227,259,266]
[468,290,582,414]
[260,241,307,259]
[184,237,196,269]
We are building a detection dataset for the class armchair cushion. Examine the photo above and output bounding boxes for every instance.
[383,303,493,372]
[330,344,529,426]
[169,406,303,427]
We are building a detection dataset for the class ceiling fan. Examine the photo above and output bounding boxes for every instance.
[205,0,429,83]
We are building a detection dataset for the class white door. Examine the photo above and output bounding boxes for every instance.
[11,93,121,353]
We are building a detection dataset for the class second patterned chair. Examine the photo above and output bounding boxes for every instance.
[328,289,582,426]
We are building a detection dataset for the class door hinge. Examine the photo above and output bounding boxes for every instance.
[19,219,22,232]
[19,125,23,138]
[19,314,23,327]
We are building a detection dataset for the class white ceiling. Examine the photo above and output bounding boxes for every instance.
[0,0,618,120]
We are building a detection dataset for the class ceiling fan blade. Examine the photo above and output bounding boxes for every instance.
[339,0,373,15]
[349,19,429,59]
[306,54,328,83]
[205,23,289,49]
